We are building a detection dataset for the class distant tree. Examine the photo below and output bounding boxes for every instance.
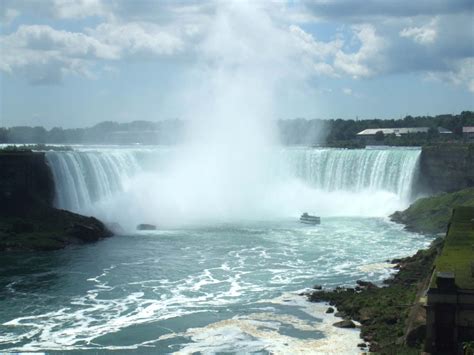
[375,130,384,141]
[427,127,439,141]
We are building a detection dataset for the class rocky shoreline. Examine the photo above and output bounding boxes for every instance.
[0,205,113,252]
[304,238,443,353]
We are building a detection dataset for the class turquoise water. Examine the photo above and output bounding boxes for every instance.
[0,217,431,353]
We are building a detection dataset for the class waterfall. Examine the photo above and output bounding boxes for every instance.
[45,147,421,219]
[282,147,420,201]
[46,150,141,213]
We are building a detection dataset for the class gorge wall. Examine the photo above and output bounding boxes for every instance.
[0,151,112,251]
[0,151,55,213]
[418,144,474,194]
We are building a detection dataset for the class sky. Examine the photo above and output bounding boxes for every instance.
[0,0,473,128]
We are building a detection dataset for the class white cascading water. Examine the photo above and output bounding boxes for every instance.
[46,150,141,213]
[46,146,420,227]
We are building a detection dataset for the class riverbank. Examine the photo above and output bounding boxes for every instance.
[307,238,442,353]
[391,187,474,234]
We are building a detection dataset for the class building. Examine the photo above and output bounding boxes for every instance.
[463,127,474,142]
[356,127,452,145]
[425,207,474,354]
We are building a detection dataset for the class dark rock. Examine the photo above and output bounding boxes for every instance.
[357,343,367,348]
[405,324,426,347]
[333,320,356,328]
[326,307,335,314]
[137,223,157,231]
[356,280,378,289]
[69,219,111,243]
[369,341,380,352]
[334,311,347,318]
[312,284,322,290]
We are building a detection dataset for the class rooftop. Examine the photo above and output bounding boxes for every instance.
[432,206,474,290]
[357,127,452,136]
[463,126,474,133]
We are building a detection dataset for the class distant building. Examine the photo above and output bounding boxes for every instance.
[463,127,474,142]
[356,127,452,145]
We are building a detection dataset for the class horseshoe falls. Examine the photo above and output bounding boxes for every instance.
[0,146,431,354]
[44,146,421,227]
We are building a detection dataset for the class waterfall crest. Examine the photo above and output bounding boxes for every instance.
[46,147,421,220]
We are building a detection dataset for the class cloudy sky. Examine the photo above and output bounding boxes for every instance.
[1,0,473,128]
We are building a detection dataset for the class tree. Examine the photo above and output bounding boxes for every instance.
[375,130,385,141]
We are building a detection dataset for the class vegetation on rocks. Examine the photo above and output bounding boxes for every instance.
[0,206,112,251]
[307,239,443,354]
[390,188,474,234]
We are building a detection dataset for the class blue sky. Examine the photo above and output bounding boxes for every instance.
[1,0,473,128]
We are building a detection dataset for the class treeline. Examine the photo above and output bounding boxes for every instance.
[0,120,184,145]
[1,111,473,146]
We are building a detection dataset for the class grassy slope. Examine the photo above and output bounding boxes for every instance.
[433,206,474,289]
[390,188,474,234]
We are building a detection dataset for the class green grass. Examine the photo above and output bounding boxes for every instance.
[432,206,474,289]
[391,188,474,234]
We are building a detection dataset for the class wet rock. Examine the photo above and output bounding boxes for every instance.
[357,343,367,348]
[326,307,335,314]
[333,320,356,328]
[312,284,322,290]
[137,223,157,231]
[356,280,378,289]
[334,311,347,318]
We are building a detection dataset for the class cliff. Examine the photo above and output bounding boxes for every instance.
[419,144,474,194]
[0,150,112,251]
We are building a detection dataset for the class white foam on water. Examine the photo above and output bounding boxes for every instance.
[170,293,361,354]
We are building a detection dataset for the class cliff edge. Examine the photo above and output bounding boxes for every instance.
[0,150,112,251]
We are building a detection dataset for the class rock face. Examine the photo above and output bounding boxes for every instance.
[418,144,474,193]
[0,151,54,213]
[0,150,112,251]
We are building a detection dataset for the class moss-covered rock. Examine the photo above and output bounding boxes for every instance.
[390,188,474,234]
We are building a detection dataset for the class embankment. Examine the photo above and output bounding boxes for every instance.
[307,239,442,354]
[0,150,112,251]
[391,187,474,235]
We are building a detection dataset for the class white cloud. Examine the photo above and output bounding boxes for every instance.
[0,7,20,25]
[334,24,385,78]
[0,22,185,84]
[290,24,385,79]
[428,58,474,93]
[52,0,106,19]
[400,18,438,45]
[89,23,184,57]
[342,87,353,95]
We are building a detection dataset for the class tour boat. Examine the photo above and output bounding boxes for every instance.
[300,213,321,225]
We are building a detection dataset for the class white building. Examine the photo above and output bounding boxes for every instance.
[357,127,452,144]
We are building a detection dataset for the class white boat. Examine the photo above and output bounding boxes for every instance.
[300,213,321,225]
